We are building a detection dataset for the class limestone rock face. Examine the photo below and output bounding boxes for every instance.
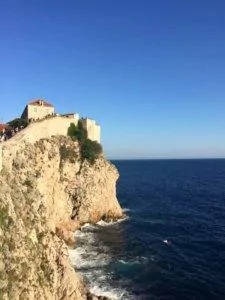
[74,159,122,223]
[0,135,123,299]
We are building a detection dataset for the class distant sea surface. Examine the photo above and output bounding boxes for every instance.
[70,159,225,299]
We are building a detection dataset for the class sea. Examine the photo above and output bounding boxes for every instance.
[69,159,225,299]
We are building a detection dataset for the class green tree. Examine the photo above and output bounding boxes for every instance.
[77,120,87,142]
[7,118,28,129]
[67,123,79,138]
[81,139,103,163]
[67,122,86,142]
[67,122,103,163]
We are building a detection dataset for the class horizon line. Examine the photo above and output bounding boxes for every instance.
[108,157,225,160]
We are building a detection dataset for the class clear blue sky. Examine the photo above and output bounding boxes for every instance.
[1,0,225,158]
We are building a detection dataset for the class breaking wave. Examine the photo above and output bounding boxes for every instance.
[69,219,132,300]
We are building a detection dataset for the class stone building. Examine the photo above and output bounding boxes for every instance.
[20,100,101,143]
[21,99,55,121]
[80,118,101,143]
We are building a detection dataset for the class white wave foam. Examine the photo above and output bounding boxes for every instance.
[76,215,129,232]
[74,230,86,238]
[118,256,148,266]
[90,284,130,300]
[97,220,114,226]
[69,237,111,270]
[123,208,131,213]
[97,216,129,227]
[74,230,96,246]
[118,259,127,264]
[69,248,83,267]
[69,218,130,300]
[81,223,96,230]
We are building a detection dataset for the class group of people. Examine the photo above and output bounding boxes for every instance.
[28,113,58,124]
[0,113,66,142]
[0,125,24,142]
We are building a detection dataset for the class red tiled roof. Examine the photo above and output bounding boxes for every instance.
[28,99,54,107]
[0,124,9,131]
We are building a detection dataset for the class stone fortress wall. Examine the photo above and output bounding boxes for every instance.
[80,118,101,143]
[0,116,100,172]
[20,99,101,143]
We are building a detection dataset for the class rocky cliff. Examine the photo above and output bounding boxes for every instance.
[0,133,123,299]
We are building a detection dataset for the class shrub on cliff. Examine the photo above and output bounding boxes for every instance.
[80,139,102,163]
[67,123,79,139]
[67,122,102,163]
[67,122,86,142]
[59,145,77,164]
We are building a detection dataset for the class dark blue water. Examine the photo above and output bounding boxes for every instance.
[72,159,225,299]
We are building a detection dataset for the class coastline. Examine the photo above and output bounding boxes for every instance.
[69,214,130,300]
[0,128,124,299]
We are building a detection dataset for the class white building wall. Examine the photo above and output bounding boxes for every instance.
[62,113,80,119]
[27,104,55,120]
[94,124,101,143]
[80,118,101,143]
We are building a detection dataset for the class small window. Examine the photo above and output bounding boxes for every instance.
[34,108,37,112]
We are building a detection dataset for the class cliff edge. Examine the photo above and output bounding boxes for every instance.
[0,126,123,299]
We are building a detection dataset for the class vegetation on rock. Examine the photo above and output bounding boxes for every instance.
[81,139,103,163]
[7,118,28,129]
[67,122,103,163]
[67,121,86,142]
[59,145,77,163]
